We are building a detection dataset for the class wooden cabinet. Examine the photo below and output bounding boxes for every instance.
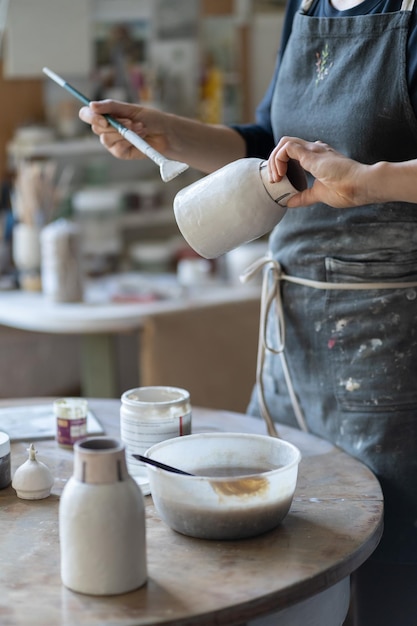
[0,61,44,179]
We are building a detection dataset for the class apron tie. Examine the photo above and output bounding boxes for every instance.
[241,254,417,438]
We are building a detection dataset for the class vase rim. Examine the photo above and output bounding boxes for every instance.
[75,437,124,454]
[73,437,129,484]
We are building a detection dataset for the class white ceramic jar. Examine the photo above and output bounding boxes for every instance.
[120,386,192,494]
[173,157,307,259]
[12,222,42,290]
[40,219,84,303]
[59,437,147,596]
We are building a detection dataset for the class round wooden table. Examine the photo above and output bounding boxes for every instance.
[0,398,383,626]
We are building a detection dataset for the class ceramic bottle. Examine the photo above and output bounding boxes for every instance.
[173,157,307,259]
[59,436,147,595]
[40,219,84,303]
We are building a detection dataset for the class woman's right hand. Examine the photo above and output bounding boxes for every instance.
[79,98,247,174]
[79,100,171,161]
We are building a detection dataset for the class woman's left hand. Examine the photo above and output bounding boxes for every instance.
[268,136,372,208]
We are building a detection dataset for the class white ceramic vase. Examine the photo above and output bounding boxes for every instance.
[12,223,41,271]
[173,157,307,259]
[40,219,84,303]
[59,437,147,595]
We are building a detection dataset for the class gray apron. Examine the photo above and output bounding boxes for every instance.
[247,0,417,563]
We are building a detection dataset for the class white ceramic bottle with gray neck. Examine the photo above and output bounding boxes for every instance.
[173,157,307,259]
[59,437,147,595]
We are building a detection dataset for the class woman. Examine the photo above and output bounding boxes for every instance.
[79,0,417,622]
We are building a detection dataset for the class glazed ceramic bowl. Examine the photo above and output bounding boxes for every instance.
[144,432,301,540]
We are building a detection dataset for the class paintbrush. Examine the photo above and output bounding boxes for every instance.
[132,454,194,476]
[42,67,189,183]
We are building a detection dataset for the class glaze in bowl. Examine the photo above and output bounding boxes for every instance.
[144,432,301,540]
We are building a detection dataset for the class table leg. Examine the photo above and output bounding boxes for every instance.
[80,334,117,398]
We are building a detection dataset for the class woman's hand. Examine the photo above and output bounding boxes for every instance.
[79,100,172,161]
[268,136,373,208]
[79,99,246,174]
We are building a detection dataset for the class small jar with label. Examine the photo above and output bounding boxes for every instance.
[0,431,11,489]
[54,398,88,448]
[120,386,191,494]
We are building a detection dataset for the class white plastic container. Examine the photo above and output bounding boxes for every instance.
[225,241,269,285]
[72,186,123,273]
[129,241,173,273]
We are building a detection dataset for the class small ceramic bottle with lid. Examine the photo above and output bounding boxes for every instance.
[59,436,147,596]
[12,443,54,499]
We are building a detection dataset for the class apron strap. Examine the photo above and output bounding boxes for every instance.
[301,0,416,12]
[241,255,417,438]
[401,0,416,11]
[300,0,315,13]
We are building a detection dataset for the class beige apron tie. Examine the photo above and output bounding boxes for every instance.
[241,254,417,438]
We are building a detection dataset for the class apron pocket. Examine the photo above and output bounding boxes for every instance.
[324,255,417,412]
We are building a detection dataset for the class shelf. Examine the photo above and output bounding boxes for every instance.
[7,136,104,160]
[120,207,175,229]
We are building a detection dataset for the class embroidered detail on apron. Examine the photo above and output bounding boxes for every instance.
[315,42,333,85]
[241,255,417,438]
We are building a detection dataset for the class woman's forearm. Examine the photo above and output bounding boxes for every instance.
[268,136,417,208]
[366,161,417,204]
[163,113,247,173]
[79,101,247,174]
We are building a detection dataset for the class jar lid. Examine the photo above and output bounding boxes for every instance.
[121,386,190,407]
[54,397,88,419]
[0,431,10,457]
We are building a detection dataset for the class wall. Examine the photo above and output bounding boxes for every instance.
[249,9,285,119]
[0,61,44,180]
[0,0,285,400]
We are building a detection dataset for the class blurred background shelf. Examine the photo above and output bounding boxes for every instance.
[0,0,283,401]
[7,136,103,160]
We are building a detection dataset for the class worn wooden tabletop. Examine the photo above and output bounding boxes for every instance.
[0,398,383,626]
